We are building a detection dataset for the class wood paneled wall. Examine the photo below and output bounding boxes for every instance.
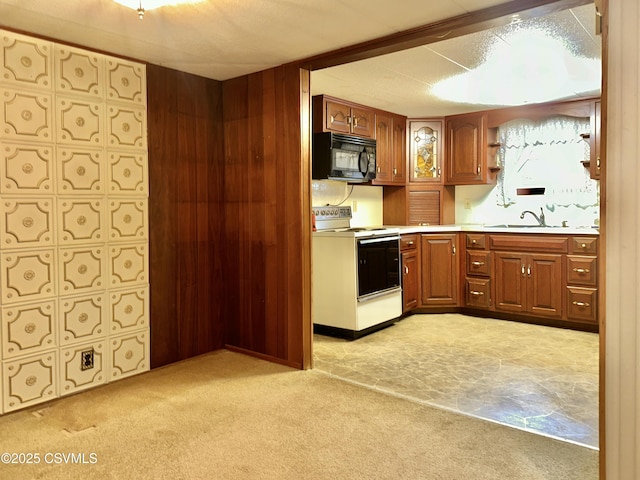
[147,64,311,369]
[222,66,312,369]
[147,64,226,368]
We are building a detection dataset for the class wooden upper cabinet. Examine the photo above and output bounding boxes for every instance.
[445,112,491,185]
[589,99,602,179]
[373,112,392,184]
[313,95,375,138]
[373,112,406,185]
[391,115,407,184]
[408,119,443,183]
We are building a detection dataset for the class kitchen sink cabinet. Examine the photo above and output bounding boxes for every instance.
[400,234,420,312]
[494,251,563,319]
[445,112,495,185]
[373,112,407,185]
[312,95,375,138]
[420,233,459,306]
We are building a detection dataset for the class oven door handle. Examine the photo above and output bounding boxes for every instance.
[358,286,402,302]
[358,235,400,245]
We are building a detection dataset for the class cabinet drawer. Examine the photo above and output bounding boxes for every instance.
[489,234,568,253]
[465,277,491,308]
[400,234,419,251]
[466,251,491,276]
[567,256,597,286]
[566,286,598,324]
[570,236,598,255]
[466,233,486,249]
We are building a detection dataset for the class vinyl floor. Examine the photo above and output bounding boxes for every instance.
[313,313,599,449]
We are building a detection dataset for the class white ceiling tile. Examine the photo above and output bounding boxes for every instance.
[0,0,599,116]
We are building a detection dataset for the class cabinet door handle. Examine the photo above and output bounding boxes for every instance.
[527,265,531,277]
[471,261,485,266]
[407,241,414,246]
[404,265,409,275]
[437,167,441,177]
[573,268,591,274]
[377,166,381,173]
[352,116,358,127]
[573,301,591,307]
[469,291,484,296]
[596,157,601,168]
[581,243,587,249]
[346,115,352,125]
[477,165,481,175]
[521,265,525,277]
[471,239,477,244]
[452,245,456,256]
[393,167,397,175]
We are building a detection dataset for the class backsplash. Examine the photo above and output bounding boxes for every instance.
[454,184,600,228]
[311,180,599,229]
[312,180,382,226]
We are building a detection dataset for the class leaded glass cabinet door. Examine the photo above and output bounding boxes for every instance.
[409,120,443,183]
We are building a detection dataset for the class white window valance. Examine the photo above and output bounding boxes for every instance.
[495,115,598,208]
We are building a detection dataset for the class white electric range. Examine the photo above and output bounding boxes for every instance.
[312,206,403,339]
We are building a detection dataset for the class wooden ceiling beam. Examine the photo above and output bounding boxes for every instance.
[295,0,593,71]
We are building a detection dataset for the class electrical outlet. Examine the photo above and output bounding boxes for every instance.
[352,200,358,212]
[464,199,472,210]
[81,349,94,371]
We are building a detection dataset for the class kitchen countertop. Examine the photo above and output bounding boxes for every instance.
[392,224,600,236]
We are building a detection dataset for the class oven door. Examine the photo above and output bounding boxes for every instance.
[357,235,401,300]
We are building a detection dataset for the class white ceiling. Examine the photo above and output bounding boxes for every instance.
[312,3,601,116]
[0,0,600,117]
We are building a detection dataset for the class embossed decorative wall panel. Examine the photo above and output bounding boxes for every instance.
[1,91,53,143]
[57,147,104,194]
[0,28,148,414]
[59,293,106,345]
[1,300,56,358]
[60,340,106,396]
[0,197,54,249]
[0,143,54,193]
[110,330,149,380]
[54,45,103,98]
[2,350,57,412]
[0,32,52,90]
[58,197,104,244]
[0,248,56,303]
[109,286,148,334]
[108,151,147,195]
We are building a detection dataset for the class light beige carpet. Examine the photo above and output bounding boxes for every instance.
[0,350,598,479]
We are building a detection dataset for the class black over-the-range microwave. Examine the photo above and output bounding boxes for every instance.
[312,132,376,182]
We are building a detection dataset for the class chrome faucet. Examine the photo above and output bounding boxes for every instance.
[520,207,546,226]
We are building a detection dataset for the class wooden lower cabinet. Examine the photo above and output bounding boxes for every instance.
[398,231,598,330]
[465,277,491,308]
[402,249,420,312]
[494,251,563,319]
[400,234,420,312]
[421,234,458,306]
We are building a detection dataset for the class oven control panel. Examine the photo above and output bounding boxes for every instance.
[312,206,352,221]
